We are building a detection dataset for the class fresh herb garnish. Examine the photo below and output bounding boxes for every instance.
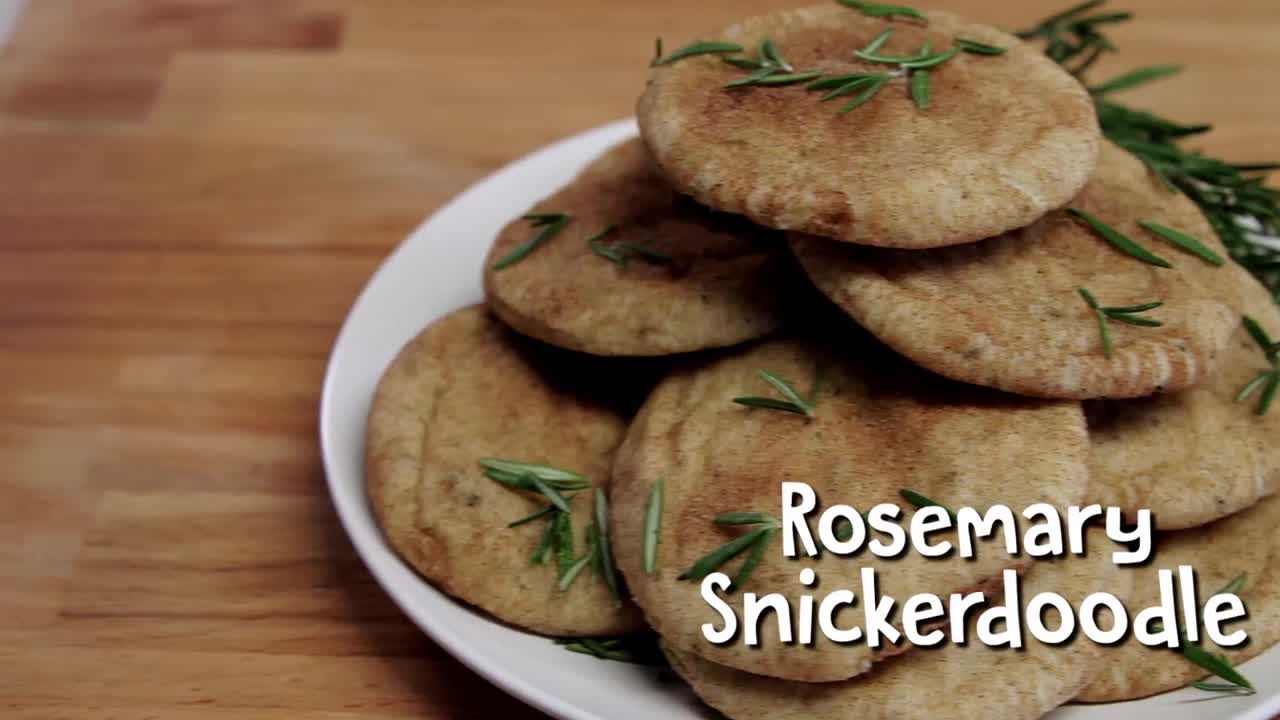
[492,213,572,270]
[721,38,815,88]
[910,69,930,109]
[733,369,818,417]
[836,0,926,22]
[1237,316,1279,415]
[955,38,1007,56]
[861,27,894,55]
[593,488,624,604]
[1138,221,1226,266]
[557,635,667,666]
[1068,209,1172,268]
[899,489,955,519]
[1022,1,1280,303]
[679,512,780,588]
[480,458,591,491]
[1145,573,1255,694]
[653,40,744,66]
[853,43,933,65]
[1078,288,1165,359]
[643,479,664,575]
[587,224,673,267]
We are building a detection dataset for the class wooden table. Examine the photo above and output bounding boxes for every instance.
[2,1,1276,717]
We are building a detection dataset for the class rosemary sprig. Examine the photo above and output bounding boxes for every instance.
[836,0,926,22]
[652,40,744,66]
[733,369,817,417]
[679,512,780,588]
[492,213,572,270]
[1068,209,1172,268]
[955,38,1007,56]
[1022,1,1280,303]
[643,479,664,574]
[722,38,818,88]
[1145,573,1255,694]
[479,458,591,491]
[1138,221,1226,266]
[1078,288,1165,359]
[1237,316,1279,415]
[557,635,667,666]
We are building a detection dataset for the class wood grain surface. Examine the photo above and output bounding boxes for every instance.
[2,1,1277,717]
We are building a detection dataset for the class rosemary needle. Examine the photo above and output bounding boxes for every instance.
[1078,287,1165,358]
[492,213,572,270]
[840,75,891,113]
[899,489,955,519]
[508,504,558,528]
[837,0,927,22]
[854,43,932,64]
[1237,316,1280,415]
[861,27,894,55]
[733,369,817,417]
[679,525,774,582]
[955,38,1007,55]
[1089,65,1183,96]
[594,488,623,604]
[556,635,667,666]
[760,38,793,72]
[558,553,592,591]
[653,40,744,66]
[1068,208,1172,268]
[820,74,886,101]
[643,479,664,574]
[555,511,576,575]
[910,69,930,109]
[901,47,960,69]
[586,225,625,267]
[1138,221,1226,266]
[528,473,571,513]
[480,458,590,490]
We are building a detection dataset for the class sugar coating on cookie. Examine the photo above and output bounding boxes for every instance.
[609,332,1090,682]
[484,138,790,357]
[791,142,1243,399]
[365,305,645,636]
[639,4,1099,248]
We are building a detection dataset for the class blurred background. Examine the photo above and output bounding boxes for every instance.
[1,0,1276,717]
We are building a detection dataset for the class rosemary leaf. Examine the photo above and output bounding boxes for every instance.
[899,489,955,519]
[1190,681,1254,694]
[1106,313,1164,328]
[837,0,926,21]
[654,41,745,66]
[955,38,1007,55]
[508,504,558,528]
[862,27,894,55]
[854,42,932,64]
[732,396,812,414]
[480,458,588,486]
[808,73,874,91]
[758,370,814,413]
[760,38,793,72]
[644,479,664,574]
[1235,371,1272,404]
[1258,374,1279,416]
[1068,208,1173,268]
[715,511,778,526]
[820,74,883,101]
[554,511,575,574]
[1089,65,1182,96]
[556,634,667,666]
[679,526,771,581]
[531,517,556,565]
[748,71,824,86]
[529,473,572,513]
[558,553,592,591]
[594,488,623,604]
[1177,634,1255,692]
[492,213,572,270]
[1216,573,1248,596]
[840,74,891,113]
[910,69,930,109]
[900,47,960,69]
[733,528,775,589]
[618,242,673,263]
[722,56,766,71]
[1243,316,1275,354]
[724,67,782,88]
[1139,221,1226,266]
[1104,301,1164,314]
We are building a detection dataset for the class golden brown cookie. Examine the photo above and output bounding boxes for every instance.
[1077,494,1280,702]
[610,331,1090,682]
[791,142,1244,399]
[484,138,790,356]
[665,548,1129,720]
[365,305,645,636]
[638,4,1098,248]
[1086,266,1280,529]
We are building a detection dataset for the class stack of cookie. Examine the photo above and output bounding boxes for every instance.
[366,3,1279,717]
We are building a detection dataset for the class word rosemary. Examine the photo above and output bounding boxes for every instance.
[644,479,664,574]
[1078,288,1164,359]
[492,213,572,270]
[586,224,673,267]
[1021,1,1280,303]
[1238,317,1279,416]
[679,512,779,589]
[732,369,819,417]
[557,634,667,666]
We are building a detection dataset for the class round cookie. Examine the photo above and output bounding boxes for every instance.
[638,4,1099,248]
[665,549,1129,720]
[791,142,1244,399]
[610,332,1091,682]
[1086,266,1280,529]
[1077,494,1280,702]
[365,304,645,636]
[484,138,790,357]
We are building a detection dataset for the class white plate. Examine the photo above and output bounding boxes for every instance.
[319,118,1280,720]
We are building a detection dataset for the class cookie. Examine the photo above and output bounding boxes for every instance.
[610,331,1090,681]
[1086,266,1280,529]
[365,305,645,635]
[638,4,1098,248]
[1077,494,1280,702]
[791,142,1243,399]
[484,138,790,357]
